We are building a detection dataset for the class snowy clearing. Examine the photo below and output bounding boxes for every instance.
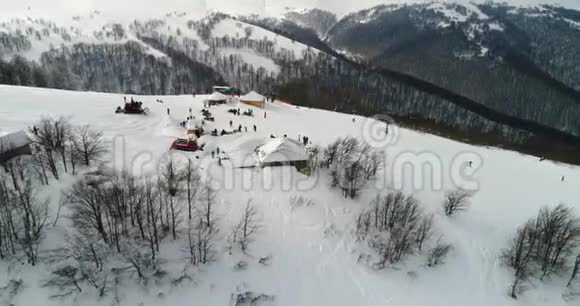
[0,85,579,306]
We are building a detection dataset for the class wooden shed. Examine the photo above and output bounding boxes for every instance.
[0,130,32,164]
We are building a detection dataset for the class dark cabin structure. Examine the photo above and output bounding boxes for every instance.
[0,130,32,164]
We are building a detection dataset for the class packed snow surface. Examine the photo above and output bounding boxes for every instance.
[0,85,579,306]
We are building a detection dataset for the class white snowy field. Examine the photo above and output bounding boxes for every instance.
[0,84,579,306]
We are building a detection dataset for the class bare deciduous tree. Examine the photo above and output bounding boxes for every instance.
[416,215,434,252]
[338,161,365,199]
[30,144,49,185]
[306,145,321,171]
[184,159,201,221]
[121,240,157,280]
[43,266,83,298]
[72,125,107,166]
[0,176,17,260]
[289,195,314,209]
[187,215,218,265]
[567,254,580,288]
[14,180,49,266]
[533,204,579,279]
[356,192,436,267]
[34,117,59,179]
[502,221,538,299]
[186,182,219,266]
[361,151,384,180]
[443,189,474,216]
[143,179,162,257]
[501,204,579,298]
[231,200,261,253]
[33,117,73,178]
[160,157,186,240]
[66,181,110,244]
[199,183,217,231]
[325,137,383,199]
[427,243,452,267]
[52,117,72,174]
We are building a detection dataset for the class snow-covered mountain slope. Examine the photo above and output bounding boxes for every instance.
[0,11,313,73]
[1,85,579,306]
[278,0,580,17]
[3,1,580,20]
[0,13,167,61]
[2,4,580,163]
[319,1,580,141]
[327,1,580,59]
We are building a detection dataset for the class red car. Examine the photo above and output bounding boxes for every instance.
[171,139,202,152]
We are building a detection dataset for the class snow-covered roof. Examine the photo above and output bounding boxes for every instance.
[208,91,228,101]
[240,91,265,102]
[0,130,32,152]
[254,137,308,164]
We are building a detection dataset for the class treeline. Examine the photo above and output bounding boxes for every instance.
[0,55,50,88]
[0,42,223,95]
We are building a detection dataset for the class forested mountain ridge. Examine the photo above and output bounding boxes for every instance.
[325,3,580,90]
[1,5,580,160]
[319,2,580,137]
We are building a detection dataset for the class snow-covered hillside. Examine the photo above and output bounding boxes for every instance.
[4,0,580,20]
[279,0,580,17]
[0,11,314,70]
[0,11,321,96]
[1,85,579,306]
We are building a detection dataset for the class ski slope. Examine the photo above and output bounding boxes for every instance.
[0,85,579,306]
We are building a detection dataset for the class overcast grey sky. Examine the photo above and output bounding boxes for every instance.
[1,0,579,19]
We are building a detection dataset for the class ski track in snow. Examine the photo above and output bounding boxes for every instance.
[0,85,579,306]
